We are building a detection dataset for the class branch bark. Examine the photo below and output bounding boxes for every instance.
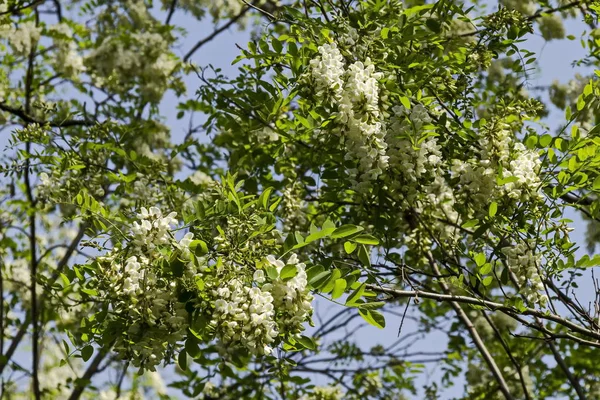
[424,252,514,400]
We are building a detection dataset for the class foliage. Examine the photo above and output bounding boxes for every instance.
[2,0,600,399]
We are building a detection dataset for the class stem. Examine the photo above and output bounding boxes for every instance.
[23,10,41,399]
[426,252,514,400]
[67,349,108,400]
[546,330,588,400]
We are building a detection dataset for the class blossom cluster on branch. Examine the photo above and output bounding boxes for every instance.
[91,204,314,371]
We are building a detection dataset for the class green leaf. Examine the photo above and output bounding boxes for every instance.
[280,264,298,280]
[488,202,498,218]
[359,309,386,329]
[306,265,325,282]
[81,345,93,362]
[305,227,334,243]
[357,245,371,268]
[353,234,379,245]
[381,27,390,39]
[425,18,441,33]
[331,278,347,299]
[178,350,188,371]
[539,134,552,148]
[474,252,486,267]
[331,224,364,239]
[346,283,366,306]
[344,241,357,254]
[170,257,186,278]
[185,337,201,358]
[309,270,331,289]
[297,335,316,350]
[462,219,479,229]
[81,288,98,296]
[259,187,273,210]
[195,276,205,291]
[190,240,208,256]
[60,273,70,288]
[321,269,342,293]
[400,96,411,109]
[266,266,279,280]
[358,301,385,310]
[480,263,493,275]
[593,175,600,190]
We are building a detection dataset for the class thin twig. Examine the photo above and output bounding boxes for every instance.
[183,8,251,62]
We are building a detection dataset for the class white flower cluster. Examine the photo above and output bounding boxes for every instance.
[36,164,105,201]
[356,372,384,396]
[310,43,345,97]
[208,254,313,356]
[499,0,536,16]
[281,184,307,231]
[479,122,512,163]
[451,159,497,209]
[0,20,41,56]
[189,170,215,187]
[264,254,313,335]
[309,43,389,191]
[299,385,344,400]
[386,104,441,199]
[502,241,548,306]
[48,23,85,79]
[503,143,542,201]
[452,121,542,213]
[254,126,280,143]
[119,174,166,209]
[211,278,278,355]
[93,204,314,367]
[86,28,177,102]
[38,339,80,398]
[423,175,461,240]
[384,104,465,242]
[96,370,166,400]
[97,207,192,370]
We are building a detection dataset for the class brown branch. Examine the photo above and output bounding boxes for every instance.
[0,102,95,128]
[183,7,251,62]
[67,348,109,400]
[0,0,44,16]
[165,0,177,25]
[0,223,87,375]
[23,11,41,398]
[547,339,588,400]
[425,252,514,400]
[367,284,600,343]
[481,312,532,400]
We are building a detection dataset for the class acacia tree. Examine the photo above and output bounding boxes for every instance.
[1,0,600,398]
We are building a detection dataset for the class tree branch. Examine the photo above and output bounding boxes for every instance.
[183,7,251,62]
[67,348,109,400]
[425,252,514,400]
[0,102,96,128]
[367,284,600,343]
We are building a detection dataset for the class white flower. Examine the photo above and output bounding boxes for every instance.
[179,232,194,250]
[253,269,266,283]
[310,43,345,97]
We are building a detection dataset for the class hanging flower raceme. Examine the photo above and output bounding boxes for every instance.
[89,205,314,370]
[502,240,548,306]
[94,207,190,371]
[308,42,389,192]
